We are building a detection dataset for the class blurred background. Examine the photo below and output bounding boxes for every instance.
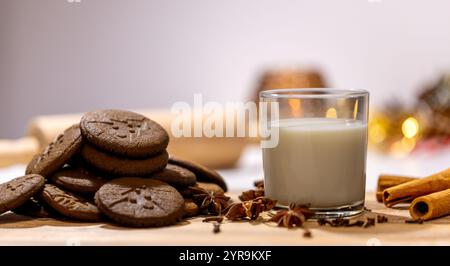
[1,0,450,189]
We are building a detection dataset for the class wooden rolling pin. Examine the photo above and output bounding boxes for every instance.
[25,109,248,169]
[0,137,40,167]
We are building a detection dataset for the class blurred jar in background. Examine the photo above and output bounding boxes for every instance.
[252,68,327,103]
[247,68,327,145]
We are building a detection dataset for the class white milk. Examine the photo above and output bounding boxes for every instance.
[262,118,367,208]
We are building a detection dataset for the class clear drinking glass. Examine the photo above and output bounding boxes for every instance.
[260,88,369,218]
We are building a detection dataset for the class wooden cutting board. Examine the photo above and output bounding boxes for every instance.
[1,192,449,245]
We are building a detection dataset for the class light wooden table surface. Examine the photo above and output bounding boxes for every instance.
[1,192,449,246]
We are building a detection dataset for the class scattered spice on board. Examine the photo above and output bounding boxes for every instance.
[202,178,398,237]
[269,203,314,228]
[268,203,315,238]
[224,197,277,221]
[318,217,376,228]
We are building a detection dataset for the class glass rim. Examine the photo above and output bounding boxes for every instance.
[260,88,369,99]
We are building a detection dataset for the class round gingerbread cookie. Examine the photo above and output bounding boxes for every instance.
[169,156,227,191]
[26,124,83,177]
[80,109,169,158]
[179,182,225,198]
[0,174,45,215]
[50,166,107,194]
[41,184,102,222]
[149,164,196,187]
[81,144,168,176]
[95,178,184,227]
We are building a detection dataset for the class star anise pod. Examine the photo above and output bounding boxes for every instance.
[223,202,246,220]
[269,203,315,228]
[238,188,265,201]
[191,186,230,215]
[224,197,277,221]
[242,197,273,220]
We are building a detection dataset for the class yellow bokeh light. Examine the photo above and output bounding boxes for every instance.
[326,108,337,118]
[390,137,416,157]
[400,137,416,152]
[369,123,386,144]
[402,117,419,139]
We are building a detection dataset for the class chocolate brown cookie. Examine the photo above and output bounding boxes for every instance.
[41,184,102,222]
[80,109,169,158]
[183,199,199,218]
[179,182,225,198]
[0,174,45,215]
[26,124,83,177]
[95,178,184,227]
[81,144,168,176]
[169,156,227,191]
[51,166,107,194]
[150,164,196,187]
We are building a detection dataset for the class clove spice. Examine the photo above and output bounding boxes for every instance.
[303,229,312,238]
[377,215,388,223]
[212,221,221,233]
[318,216,376,228]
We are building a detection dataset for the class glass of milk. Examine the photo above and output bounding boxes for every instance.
[260,88,369,218]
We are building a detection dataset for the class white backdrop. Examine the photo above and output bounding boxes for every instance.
[1,0,450,138]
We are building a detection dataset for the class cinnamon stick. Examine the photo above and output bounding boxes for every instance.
[376,174,417,202]
[383,168,450,207]
[409,188,450,221]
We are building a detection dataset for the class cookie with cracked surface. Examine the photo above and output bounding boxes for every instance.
[149,164,196,187]
[41,184,102,222]
[179,182,225,198]
[50,166,107,194]
[0,174,45,215]
[26,124,83,177]
[95,178,184,227]
[80,109,169,158]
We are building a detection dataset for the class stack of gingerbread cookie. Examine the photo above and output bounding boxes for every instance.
[0,109,227,227]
